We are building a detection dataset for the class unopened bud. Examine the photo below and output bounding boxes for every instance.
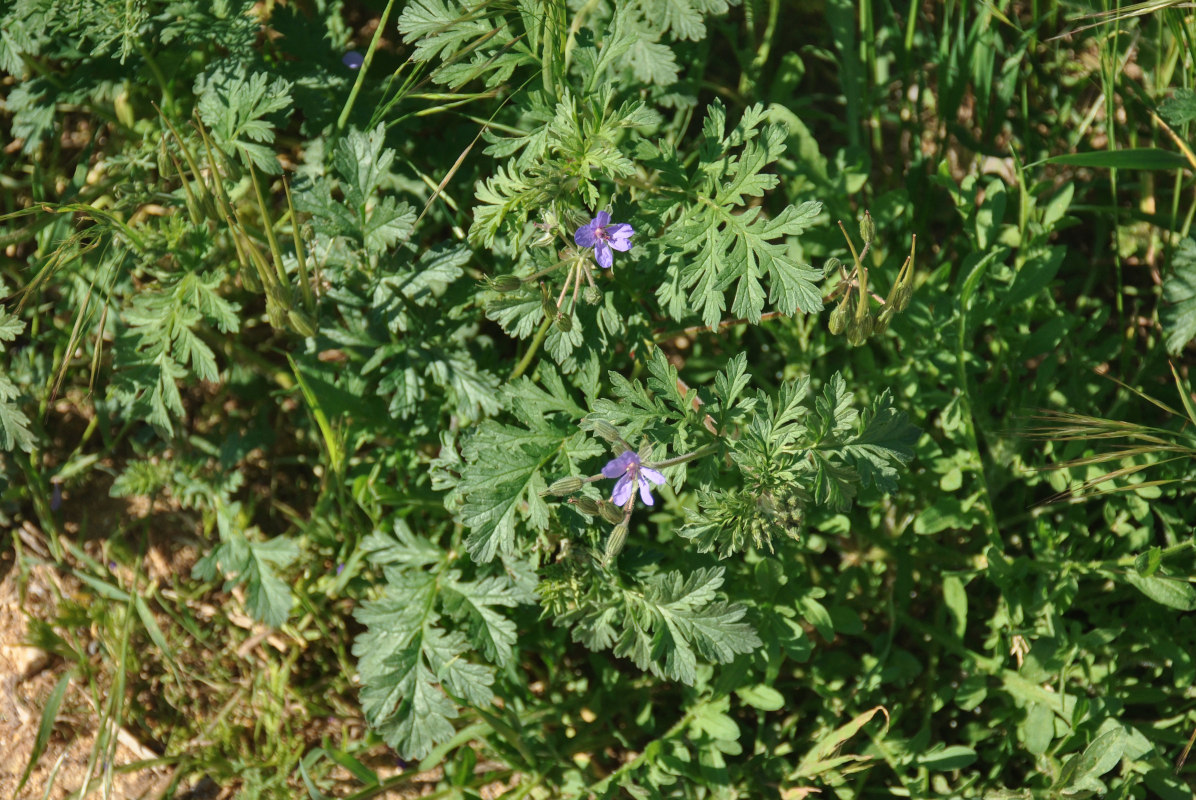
[266,297,288,329]
[555,312,573,332]
[874,304,895,335]
[828,302,849,335]
[488,274,523,292]
[583,285,603,305]
[829,291,852,335]
[859,211,875,244]
[602,524,628,567]
[856,311,874,340]
[540,283,557,319]
[546,476,584,496]
[597,500,625,525]
[572,497,600,516]
[241,265,262,293]
[824,256,843,275]
[288,309,318,338]
[891,284,913,312]
[585,420,623,445]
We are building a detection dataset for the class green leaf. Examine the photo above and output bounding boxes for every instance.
[1159,88,1196,126]
[0,309,24,341]
[917,745,978,771]
[299,125,416,254]
[1120,570,1196,610]
[622,568,759,684]
[942,575,968,639]
[633,0,737,41]
[353,533,529,761]
[195,62,291,173]
[456,421,570,562]
[1022,702,1054,756]
[845,390,921,493]
[1057,728,1125,789]
[442,571,534,666]
[193,525,297,628]
[1039,148,1189,171]
[355,570,465,759]
[736,684,785,711]
[1160,238,1196,355]
[0,373,35,453]
[799,596,834,641]
[397,0,495,65]
[244,537,300,626]
[559,566,760,685]
[363,519,444,568]
[663,102,823,327]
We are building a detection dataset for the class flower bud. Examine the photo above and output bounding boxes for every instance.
[828,291,852,335]
[824,256,842,275]
[874,304,894,335]
[540,283,557,319]
[891,284,913,312]
[597,500,625,525]
[586,420,622,444]
[828,302,849,335]
[859,211,875,244]
[856,311,874,340]
[241,265,262,293]
[266,297,288,329]
[555,312,573,332]
[288,309,318,338]
[602,524,628,567]
[845,317,865,347]
[546,476,584,496]
[488,274,523,292]
[572,497,600,516]
[583,285,603,305]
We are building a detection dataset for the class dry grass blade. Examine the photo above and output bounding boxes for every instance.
[1049,1,1196,40]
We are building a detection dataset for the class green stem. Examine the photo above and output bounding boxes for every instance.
[510,318,551,381]
[649,442,721,469]
[336,0,400,131]
[956,308,1002,548]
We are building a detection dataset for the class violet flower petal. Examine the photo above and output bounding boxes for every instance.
[603,451,635,478]
[638,480,655,506]
[343,51,364,69]
[595,241,613,269]
[611,474,634,506]
[594,210,612,227]
[575,223,599,248]
[640,467,666,485]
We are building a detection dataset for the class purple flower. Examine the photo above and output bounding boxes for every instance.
[602,451,666,506]
[343,50,364,69]
[574,211,634,269]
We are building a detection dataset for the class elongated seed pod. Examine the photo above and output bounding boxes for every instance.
[489,275,523,292]
[587,420,622,444]
[597,500,625,525]
[874,304,894,335]
[602,524,628,567]
[573,497,600,516]
[546,476,584,496]
[859,211,875,244]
